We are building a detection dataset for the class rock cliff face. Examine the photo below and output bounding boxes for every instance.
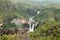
[11,18,27,24]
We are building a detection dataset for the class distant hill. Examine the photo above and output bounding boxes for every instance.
[0,0,60,22]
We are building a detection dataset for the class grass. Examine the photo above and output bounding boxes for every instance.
[0,34,16,40]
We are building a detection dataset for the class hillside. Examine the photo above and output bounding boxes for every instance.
[0,0,38,21]
[0,0,60,21]
[0,0,60,40]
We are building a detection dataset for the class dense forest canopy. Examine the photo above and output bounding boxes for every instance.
[0,0,60,40]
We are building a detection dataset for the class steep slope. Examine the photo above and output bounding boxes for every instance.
[34,4,60,22]
[0,0,60,22]
[0,0,38,21]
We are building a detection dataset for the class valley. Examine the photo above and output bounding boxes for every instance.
[0,0,60,40]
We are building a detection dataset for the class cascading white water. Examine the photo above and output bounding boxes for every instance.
[29,23,35,32]
[28,17,34,32]
[31,24,35,32]
[28,11,40,32]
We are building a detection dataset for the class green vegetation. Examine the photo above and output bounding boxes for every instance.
[0,35,16,40]
[30,22,60,40]
[3,23,16,29]
[34,8,60,22]
[0,0,60,40]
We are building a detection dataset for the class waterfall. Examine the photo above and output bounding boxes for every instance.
[29,23,35,32]
[28,11,40,32]
[28,16,35,32]
[31,24,35,32]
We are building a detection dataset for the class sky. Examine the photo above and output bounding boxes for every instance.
[10,0,60,3]
[36,0,60,3]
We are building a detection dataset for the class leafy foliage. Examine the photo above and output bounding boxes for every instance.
[0,35,16,40]
[0,0,60,40]
[30,22,60,40]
